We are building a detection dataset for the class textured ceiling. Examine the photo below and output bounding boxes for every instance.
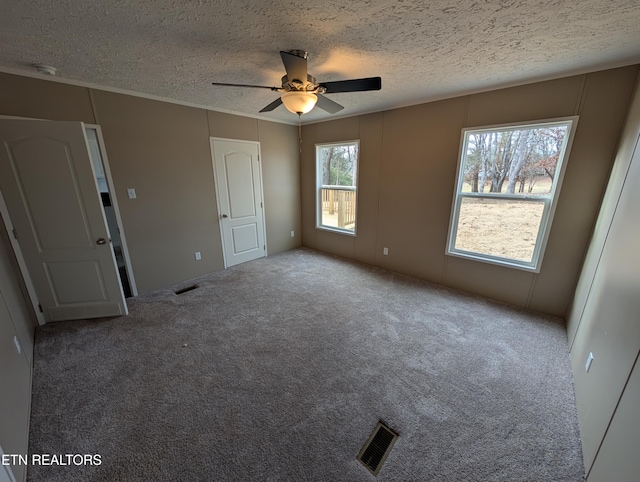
[1,0,640,124]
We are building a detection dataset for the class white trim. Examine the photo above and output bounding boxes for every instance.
[0,116,48,324]
[255,141,268,257]
[85,125,138,296]
[0,189,45,325]
[315,140,360,236]
[211,140,228,268]
[0,66,297,126]
[0,115,45,121]
[316,225,358,237]
[210,137,268,268]
[2,58,639,128]
[446,116,579,272]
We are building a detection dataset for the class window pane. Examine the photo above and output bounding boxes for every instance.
[320,187,357,230]
[317,143,358,233]
[463,125,569,196]
[454,197,546,262]
[318,144,358,187]
[447,118,576,270]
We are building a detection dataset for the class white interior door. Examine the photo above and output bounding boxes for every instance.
[0,119,127,322]
[212,138,266,267]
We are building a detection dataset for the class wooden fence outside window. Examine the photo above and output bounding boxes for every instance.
[321,186,356,229]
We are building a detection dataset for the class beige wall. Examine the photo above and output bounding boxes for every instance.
[92,91,222,292]
[256,119,302,251]
[586,359,640,482]
[0,73,96,123]
[301,65,639,317]
[567,78,640,480]
[0,216,35,482]
[0,72,301,294]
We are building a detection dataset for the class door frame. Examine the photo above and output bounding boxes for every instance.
[0,183,45,325]
[85,124,138,297]
[210,137,267,268]
[0,117,137,324]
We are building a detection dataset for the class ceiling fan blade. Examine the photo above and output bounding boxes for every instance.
[319,77,382,93]
[212,82,279,91]
[279,51,308,84]
[259,97,283,113]
[315,94,344,114]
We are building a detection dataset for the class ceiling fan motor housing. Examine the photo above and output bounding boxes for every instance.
[286,49,308,60]
[280,74,324,93]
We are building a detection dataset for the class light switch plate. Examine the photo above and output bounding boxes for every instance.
[127,188,137,199]
[585,352,594,372]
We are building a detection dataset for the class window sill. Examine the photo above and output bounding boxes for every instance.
[316,225,357,237]
[446,250,541,273]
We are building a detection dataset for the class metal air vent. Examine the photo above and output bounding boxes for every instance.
[174,284,198,295]
[357,420,398,476]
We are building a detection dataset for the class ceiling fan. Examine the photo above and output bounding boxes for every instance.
[212,50,382,116]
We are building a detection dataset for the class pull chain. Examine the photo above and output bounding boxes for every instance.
[298,113,302,154]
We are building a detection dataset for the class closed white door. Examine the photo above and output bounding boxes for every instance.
[0,119,127,322]
[211,138,266,267]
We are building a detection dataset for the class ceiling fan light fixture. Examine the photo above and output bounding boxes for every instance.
[281,91,317,114]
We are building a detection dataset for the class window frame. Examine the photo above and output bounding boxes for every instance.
[446,116,579,272]
[315,140,360,236]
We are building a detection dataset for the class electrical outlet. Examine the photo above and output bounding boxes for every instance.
[585,352,594,372]
[127,188,137,199]
[14,335,21,354]
[383,247,389,255]
[194,252,201,260]
[291,230,295,238]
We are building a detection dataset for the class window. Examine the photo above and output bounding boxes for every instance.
[447,117,577,271]
[316,141,359,235]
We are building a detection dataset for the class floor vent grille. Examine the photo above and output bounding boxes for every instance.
[174,284,199,295]
[357,420,398,476]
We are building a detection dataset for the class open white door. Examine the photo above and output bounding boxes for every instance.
[0,119,127,322]
[212,138,266,267]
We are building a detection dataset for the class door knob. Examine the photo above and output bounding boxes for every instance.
[221,214,228,218]
[96,238,107,245]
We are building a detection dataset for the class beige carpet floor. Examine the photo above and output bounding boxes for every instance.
[27,248,584,481]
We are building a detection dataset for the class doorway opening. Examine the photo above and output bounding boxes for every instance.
[85,127,134,298]
[0,119,130,322]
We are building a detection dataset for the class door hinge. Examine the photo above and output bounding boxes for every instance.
[260,202,263,208]
[12,228,18,240]
[263,245,266,250]
[38,303,43,313]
